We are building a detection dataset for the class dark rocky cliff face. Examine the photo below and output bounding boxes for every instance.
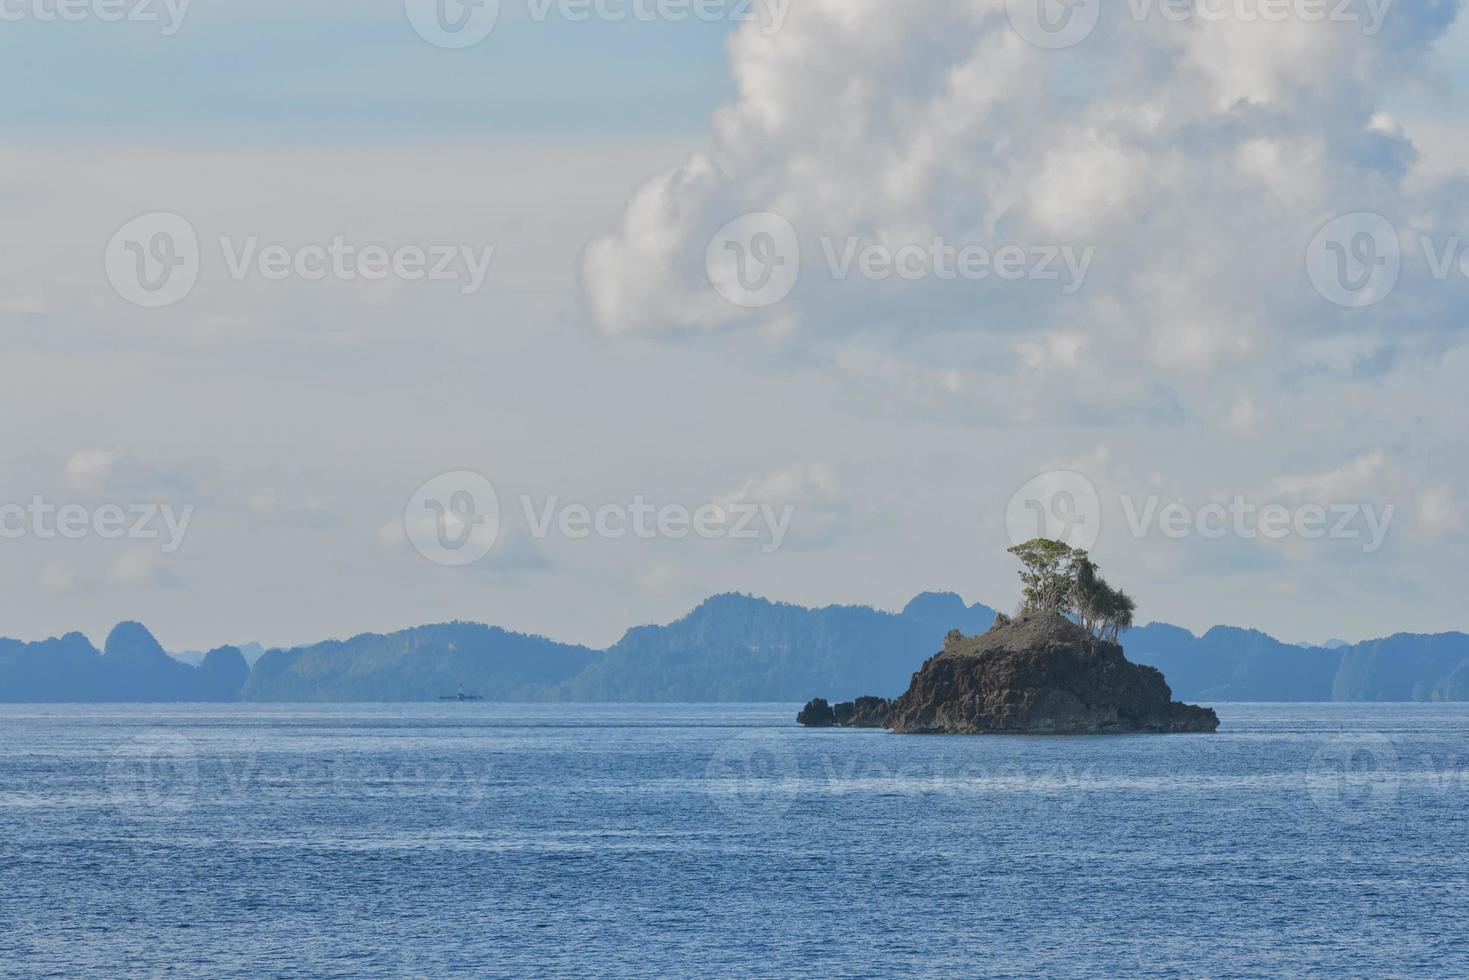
[801,613,1218,735]
[797,695,894,728]
[889,614,1218,734]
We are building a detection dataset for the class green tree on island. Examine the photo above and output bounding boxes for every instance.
[1006,538,1136,642]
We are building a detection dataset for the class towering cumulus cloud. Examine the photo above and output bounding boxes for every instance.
[580,0,1466,423]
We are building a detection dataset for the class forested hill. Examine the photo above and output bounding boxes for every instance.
[2,594,1467,704]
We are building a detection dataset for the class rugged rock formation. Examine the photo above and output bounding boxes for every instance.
[799,613,1218,735]
[836,696,895,727]
[798,695,894,728]
[796,698,835,726]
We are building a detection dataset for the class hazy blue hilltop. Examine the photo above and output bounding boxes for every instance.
[1122,624,1343,702]
[3,595,1468,704]
[168,642,267,668]
[0,622,245,703]
[1331,633,1469,701]
[558,593,998,703]
[240,623,597,703]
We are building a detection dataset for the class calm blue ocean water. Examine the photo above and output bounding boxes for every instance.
[0,703,1466,978]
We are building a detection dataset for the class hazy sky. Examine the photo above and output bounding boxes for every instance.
[2,0,1467,652]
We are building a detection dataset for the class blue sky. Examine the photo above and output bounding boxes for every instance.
[4,2,1467,140]
[0,5,734,140]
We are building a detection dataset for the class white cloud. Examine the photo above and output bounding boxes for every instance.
[580,0,1469,426]
[243,486,336,528]
[105,552,184,590]
[717,462,856,549]
[579,153,732,336]
[376,520,406,550]
[1420,483,1465,533]
[37,562,77,595]
[1224,391,1260,435]
[637,561,682,597]
[1271,451,1394,501]
[65,450,120,494]
[722,461,840,505]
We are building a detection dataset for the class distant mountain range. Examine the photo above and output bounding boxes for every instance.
[2,593,1467,704]
[169,642,267,668]
[0,621,248,703]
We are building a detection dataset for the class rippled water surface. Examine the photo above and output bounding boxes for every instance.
[1,703,1467,977]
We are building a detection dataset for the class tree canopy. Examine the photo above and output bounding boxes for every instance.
[1006,539,1136,642]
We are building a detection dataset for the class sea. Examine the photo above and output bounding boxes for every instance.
[0,703,1466,978]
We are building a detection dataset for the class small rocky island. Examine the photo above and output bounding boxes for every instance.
[799,540,1219,735]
